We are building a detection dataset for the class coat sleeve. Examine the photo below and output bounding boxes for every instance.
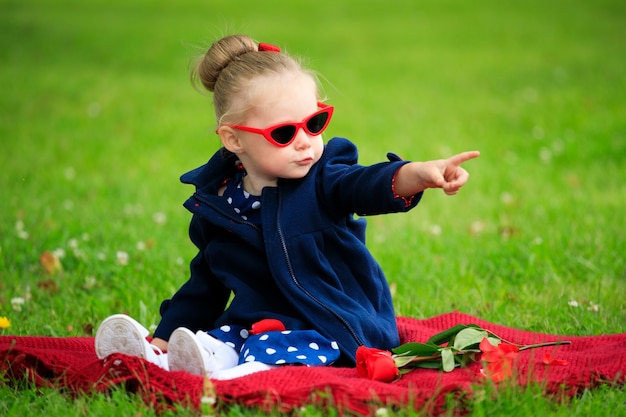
[152,214,231,340]
[317,138,423,216]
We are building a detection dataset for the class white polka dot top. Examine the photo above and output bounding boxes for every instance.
[223,171,262,225]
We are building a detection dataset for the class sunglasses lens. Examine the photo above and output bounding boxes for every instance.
[270,125,297,144]
[306,112,330,134]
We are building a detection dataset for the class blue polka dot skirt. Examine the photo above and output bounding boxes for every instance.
[207,324,340,366]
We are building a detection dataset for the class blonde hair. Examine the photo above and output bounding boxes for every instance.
[191,34,318,125]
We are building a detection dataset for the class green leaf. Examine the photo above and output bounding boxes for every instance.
[487,336,501,346]
[457,352,479,367]
[392,342,439,357]
[426,324,470,345]
[394,355,419,368]
[452,328,489,350]
[399,360,443,372]
[441,348,455,372]
[410,360,444,370]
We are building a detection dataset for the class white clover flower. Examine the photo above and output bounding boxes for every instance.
[200,396,216,405]
[116,251,129,265]
[469,220,485,235]
[587,302,599,312]
[539,147,552,163]
[124,204,144,216]
[375,408,390,417]
[568,300,579,308]
[552,139,564,155]
[11,297,25,312]
[153,212,167,225]
[500,192,514,205]
[84,276,97,289]
[64,167,76,180]
[68,238,79,249]
[136,241,146,251]
[15,221,29,239]
[428,224,442,236]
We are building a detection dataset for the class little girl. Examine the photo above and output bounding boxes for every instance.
[95,34,479,380]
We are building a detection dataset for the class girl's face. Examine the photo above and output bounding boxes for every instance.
[221,72,325,194]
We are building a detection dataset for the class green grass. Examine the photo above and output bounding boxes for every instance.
[1,0,625,415]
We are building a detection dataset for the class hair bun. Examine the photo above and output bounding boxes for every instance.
[193,34,257,92]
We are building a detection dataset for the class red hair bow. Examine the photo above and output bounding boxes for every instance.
[258,42,281,53]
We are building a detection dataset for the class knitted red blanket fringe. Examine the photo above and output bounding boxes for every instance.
[1,312,625,415]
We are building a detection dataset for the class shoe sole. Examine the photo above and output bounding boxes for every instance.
[95,314,149,359]
[212,361,276,380]
[168,327,208,376]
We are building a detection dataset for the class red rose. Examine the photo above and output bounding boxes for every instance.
[479,338,519,382]
[356,346,399,382]
[249,319,286,335]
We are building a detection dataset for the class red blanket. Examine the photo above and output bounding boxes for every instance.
[1,312,625,415]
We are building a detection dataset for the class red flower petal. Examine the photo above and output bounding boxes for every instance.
[479,338,497,353]
[499,343,520,354]
[543,353,568,366]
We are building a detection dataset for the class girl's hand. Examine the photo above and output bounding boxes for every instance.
[151,337,169,352]
[394,151,480,197]
[431,150,480,195]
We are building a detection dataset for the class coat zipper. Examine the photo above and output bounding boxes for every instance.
[275,191,364,347]
[192,193,262,233]
[195,190,364,346]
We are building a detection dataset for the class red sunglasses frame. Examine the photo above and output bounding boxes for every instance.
[217,102,334,147]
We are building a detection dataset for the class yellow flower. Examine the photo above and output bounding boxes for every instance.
[0,316,10,329]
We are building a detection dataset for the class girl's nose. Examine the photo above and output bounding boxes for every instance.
[292,128,312,150]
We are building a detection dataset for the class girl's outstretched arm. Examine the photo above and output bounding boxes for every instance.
[393,151,480,197]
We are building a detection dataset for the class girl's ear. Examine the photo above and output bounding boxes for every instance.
[217,126,244,154]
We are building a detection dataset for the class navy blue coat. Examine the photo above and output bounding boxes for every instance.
[153,137,422,364]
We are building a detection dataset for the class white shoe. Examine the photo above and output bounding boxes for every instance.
[211,361,277,380]
[167,327,213,376]
[195,331,239,371]
[95,314,168,370]
[167,328,276,379]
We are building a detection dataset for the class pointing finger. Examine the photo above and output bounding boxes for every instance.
[447,150,480,167]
